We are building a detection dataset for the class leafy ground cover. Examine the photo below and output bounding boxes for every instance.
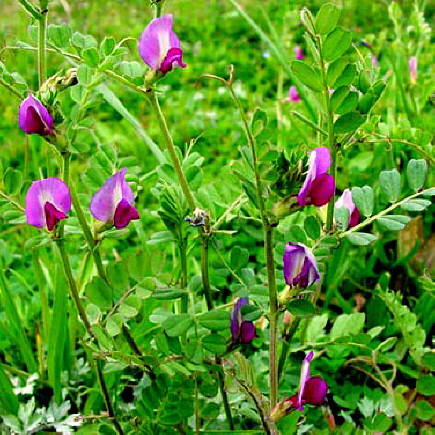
[0,0,433,433]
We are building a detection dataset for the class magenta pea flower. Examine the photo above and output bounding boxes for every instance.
[297,147,335,207]
[335,189,360,228]
[289,85,300,102]
[90,168,139,229]
[283,243,319,288]
[294,45,304,60]
[409,56,417,84]
[270,351,328,421]
[138,14,186,75]
[25,178,71,231]
[230,298,255,344]
[18,94,54,136]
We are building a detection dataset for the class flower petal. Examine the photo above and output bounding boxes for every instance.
[283,243,306,286]
[230,298,248,340]
[297,350,313,409]
[19,94,54,136]
[309,173,335,206]
[240,321,255,343]
[313,147,331,176]
[289,86,300,101]
[90,168,134,223]
[25,178,71,229]
[44,202,67,231]
[303,376,328,405]
[160,47,186,73]
[114,198,139,229]
[139,15,182,72]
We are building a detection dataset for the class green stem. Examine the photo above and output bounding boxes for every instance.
[37,6,48,87]
[148,91,196,211]
[317,36,336,232]
[216,357,234,430]
[179,237,188,314]
[291,110,327,137]
[56,240,94,338]
[0,77,22,99]
[201,234,213,311]
[17,0,42,19]
[32,253,49,343]
[226,81,278,410]
[58,154,122,435]
[96,360,124,435]
[341,188,432,237]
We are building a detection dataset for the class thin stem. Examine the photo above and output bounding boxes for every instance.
[316,36,336,231]
[216,358,234,430]
[148,91,196,211]
[226,80,278,411]
[96,360,124,435]
[201,234,214,311]
[265,226,278,408]
[56,240,94,337]
[37,7,48,87]
[341,188,432,237]
[291,110,327,137]
[0,191,25,212]
[0,77,22,99]
[58,154,122,435]
[179,238,188,314]
[17,0,42,19]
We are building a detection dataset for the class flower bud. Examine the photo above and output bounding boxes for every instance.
[18,94,54,137]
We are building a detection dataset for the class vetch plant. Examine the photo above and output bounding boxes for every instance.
[0,0,433,434]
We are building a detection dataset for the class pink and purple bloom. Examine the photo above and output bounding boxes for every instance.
[294,45,304,60]
[18,94,54,136]
[271,351,328,421]
[283,243,319,288]
[289,85,300,101]
[138,14,186,75]
[409,56,417,84]
[90,168,139,230]
[25,178,71,231]
[371,54,379,68]
[297,147,335,207]
[230,298,255,344]
[335,188,360,228]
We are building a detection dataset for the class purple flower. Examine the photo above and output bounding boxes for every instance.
[297,147,335,207]
[371,54,379,68]
[289,86,300,101]
[90,168,139,229]
[335,188,360,228]
[270,351,328,421]
[138,14,186,75]
[18,94,54,136]
[294,45,304,60]
[25,178,71,231]
[409,56,417,84]
[230,298,255,344]
[283,243,319,288]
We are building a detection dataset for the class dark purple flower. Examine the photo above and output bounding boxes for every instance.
[25,178,71,231]
[297,147,335,207]
[18,94,54,136]
[289,86,300,102]
[230,298,255,344]
[409,56,417,84]
[283,243,319,288]
[138,15,186,75]
[270,351,328,421]
[294,45,304,60]
[90,168,139,229]
[335,189,360,228]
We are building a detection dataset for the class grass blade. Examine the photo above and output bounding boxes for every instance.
[0,260,37,373]
[98,84,166,165]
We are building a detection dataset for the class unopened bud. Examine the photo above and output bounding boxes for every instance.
[283,310,292,326]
